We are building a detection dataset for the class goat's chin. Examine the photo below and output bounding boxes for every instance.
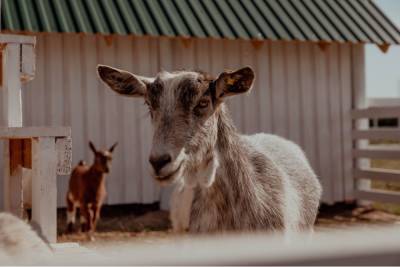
[153,162,184,186]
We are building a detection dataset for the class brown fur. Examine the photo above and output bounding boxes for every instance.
[65,142,117,234]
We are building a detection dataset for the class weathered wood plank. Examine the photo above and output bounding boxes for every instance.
[328,43,343,201]
[352,107,400,119]
[299,42,318,172]
[354,168,400,182]
[355,189,400,204]
[314,43,333,203]
[21,44,35,82]
[1,44,22,127]
[31,137,57,243]
[352,129,400,141]
[353,147,400,159]
[0,34,36,45]
[352,44,370,204]
[0,127,70,138]
[285,42,301,144]
[255,41,271,134]
[340,44,354,200]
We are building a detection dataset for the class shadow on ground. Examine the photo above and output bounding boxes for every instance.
[57,201,400,245]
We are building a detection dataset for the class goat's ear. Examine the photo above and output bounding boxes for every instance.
[97,65,153,97]
[89,141,97,153]
[109,142,118,153]
[214,67,255,101]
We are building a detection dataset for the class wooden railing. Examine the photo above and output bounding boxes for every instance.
[352,106,400,203]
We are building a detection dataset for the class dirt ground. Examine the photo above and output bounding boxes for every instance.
[56,202,400,246]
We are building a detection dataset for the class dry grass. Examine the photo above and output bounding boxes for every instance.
[57,202,400,246]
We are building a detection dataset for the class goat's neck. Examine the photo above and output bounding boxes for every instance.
[87,165,106,183]
[215,107,253,184]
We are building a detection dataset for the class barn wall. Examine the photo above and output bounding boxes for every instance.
[0,34,361,208]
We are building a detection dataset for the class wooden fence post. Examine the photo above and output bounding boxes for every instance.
[31,137,57,243]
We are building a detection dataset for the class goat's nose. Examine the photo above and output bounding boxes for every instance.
[149,154,171,174]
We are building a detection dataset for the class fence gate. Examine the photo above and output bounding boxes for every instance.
[352,105,400,203]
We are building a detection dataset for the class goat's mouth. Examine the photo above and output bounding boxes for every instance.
[154,162,183,183]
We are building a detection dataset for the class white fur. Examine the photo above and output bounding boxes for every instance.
[170,180,194,233]
[243,133,315,234]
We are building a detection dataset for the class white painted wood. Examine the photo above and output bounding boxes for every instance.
[352,106,400,119]
[270,41,287,138]
[31,137,57,243]
[0,126,70,138]
[255,41,271,134]
[1,44,22,127]
[21,44,35,82]
[353,147,400,159]
[340,44,354,200]
[355,189,400,204]
[352,44,371,205]
[328,44,344,201]
[0,34,35,44]
[298,43,318,171]
[31,36,46,126]
[368,98,400,107]
[12,35,357,206]
[314,44,333,203]
[46,34,63,127]
[285,42,301,145]
[353,168,400,182]
[352,129,400,140]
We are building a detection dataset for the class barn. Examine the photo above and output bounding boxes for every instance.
[0,0,399,209]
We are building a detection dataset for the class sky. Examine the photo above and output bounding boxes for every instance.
[366,0,400,98]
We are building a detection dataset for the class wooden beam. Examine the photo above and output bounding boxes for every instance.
[352,129,400,141]
[0,126,71,138]
[0,34,36,45]
[1,43,22,127]
[354,189,400,204]
[353,168,400,182]
[352,107,400,119]
[352,147,400,159]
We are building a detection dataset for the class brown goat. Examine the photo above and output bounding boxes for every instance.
[66,141,117,234]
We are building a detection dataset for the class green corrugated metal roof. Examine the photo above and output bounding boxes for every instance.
[2,0,400,44]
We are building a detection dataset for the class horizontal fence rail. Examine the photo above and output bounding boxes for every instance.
[352,105,400,203]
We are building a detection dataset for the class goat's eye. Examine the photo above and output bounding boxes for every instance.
[197,99,209,109]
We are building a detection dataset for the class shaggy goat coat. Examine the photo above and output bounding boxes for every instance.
[186,106,322,233]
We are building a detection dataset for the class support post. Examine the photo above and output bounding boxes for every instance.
[31,137,57,243]
[352,44,371,205]
[1,43,22,127]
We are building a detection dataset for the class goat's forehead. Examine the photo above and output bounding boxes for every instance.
[156,71,199,90]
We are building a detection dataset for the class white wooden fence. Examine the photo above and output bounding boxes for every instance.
[352,104,400,203]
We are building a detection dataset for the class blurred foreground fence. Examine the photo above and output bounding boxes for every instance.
[352,103,400,203]
[43,226,400,265]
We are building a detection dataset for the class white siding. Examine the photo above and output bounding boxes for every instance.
[0,35,359,207]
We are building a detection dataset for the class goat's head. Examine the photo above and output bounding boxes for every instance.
[89,141,118,173]
[97,65,254,186]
